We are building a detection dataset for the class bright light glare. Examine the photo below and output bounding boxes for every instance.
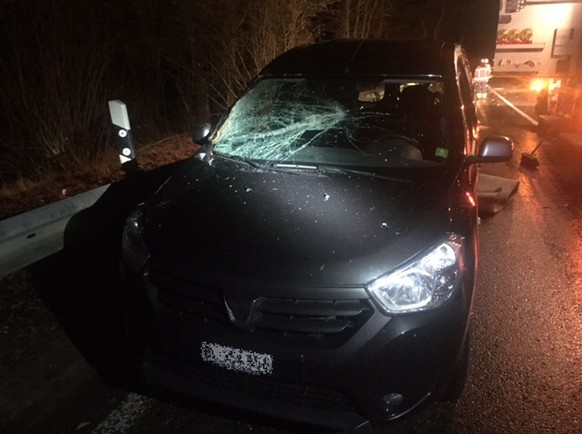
[465,191,476,208]
[367,235,463,314]
[530,78,547,92]
[421,242,457,273]
[530,78,561,93]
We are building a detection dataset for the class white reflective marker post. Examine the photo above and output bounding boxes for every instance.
[108,100,138,173]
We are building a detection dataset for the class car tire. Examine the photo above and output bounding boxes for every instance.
[439,332,470,402]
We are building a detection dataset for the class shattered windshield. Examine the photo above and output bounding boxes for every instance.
[213,77,449,169]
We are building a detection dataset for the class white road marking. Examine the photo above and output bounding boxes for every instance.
[90,393,153,434]
[489,88,539,126]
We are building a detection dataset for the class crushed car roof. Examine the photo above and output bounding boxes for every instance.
[260,39,455,77]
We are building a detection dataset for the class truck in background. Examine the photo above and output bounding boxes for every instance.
[493,0,582,123]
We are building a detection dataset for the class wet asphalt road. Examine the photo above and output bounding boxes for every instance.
[3,77,582,434]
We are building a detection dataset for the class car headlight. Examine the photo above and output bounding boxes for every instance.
[367,234,464,314]
[122,204,150,271]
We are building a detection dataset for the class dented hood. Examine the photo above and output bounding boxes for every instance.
[143,156,455,286]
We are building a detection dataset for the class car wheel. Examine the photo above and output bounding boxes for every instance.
[439,332,470,402]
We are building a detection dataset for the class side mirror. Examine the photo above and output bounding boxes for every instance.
[465,135,513,165]
[192,123,212,146]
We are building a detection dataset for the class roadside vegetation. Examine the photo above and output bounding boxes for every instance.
[0,0,493,216]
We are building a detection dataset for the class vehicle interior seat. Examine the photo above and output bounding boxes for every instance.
[399,85,444,158]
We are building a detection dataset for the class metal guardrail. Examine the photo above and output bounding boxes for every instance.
[0,99,139,280]
[0,185,109,279]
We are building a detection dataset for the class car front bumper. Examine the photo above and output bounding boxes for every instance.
[122,264,472,431]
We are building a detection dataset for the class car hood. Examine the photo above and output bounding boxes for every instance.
[143,157,457,286]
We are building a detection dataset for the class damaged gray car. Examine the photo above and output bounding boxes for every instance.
[121,39,513,432]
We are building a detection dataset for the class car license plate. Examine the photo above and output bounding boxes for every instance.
[200,341,273,376]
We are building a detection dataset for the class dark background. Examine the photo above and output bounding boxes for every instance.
[0,0,499,184]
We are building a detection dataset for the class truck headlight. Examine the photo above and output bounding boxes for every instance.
[122,204,150,271]
[367,234,464,314]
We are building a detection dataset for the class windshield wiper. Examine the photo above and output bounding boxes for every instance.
[214,152,264,169]
[215,156,318,176]
[272,163,318,170]
[267,162,323,176]
[316,164,412,183]
[272,162,411,182]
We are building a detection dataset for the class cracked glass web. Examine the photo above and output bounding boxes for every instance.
[213,78,448,168]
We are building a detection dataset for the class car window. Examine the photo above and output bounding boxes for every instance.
[213,77,450,169]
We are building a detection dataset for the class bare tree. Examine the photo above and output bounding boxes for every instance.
[170,0,334,120]
[330,0,397,39]
[0,0,115,180]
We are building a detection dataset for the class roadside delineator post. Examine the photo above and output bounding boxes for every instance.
[108,100,138,173]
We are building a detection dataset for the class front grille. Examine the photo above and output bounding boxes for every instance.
[149,351,358,414]
[148,268,373,345]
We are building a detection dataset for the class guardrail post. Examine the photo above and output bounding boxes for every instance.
[108,100,138,173]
